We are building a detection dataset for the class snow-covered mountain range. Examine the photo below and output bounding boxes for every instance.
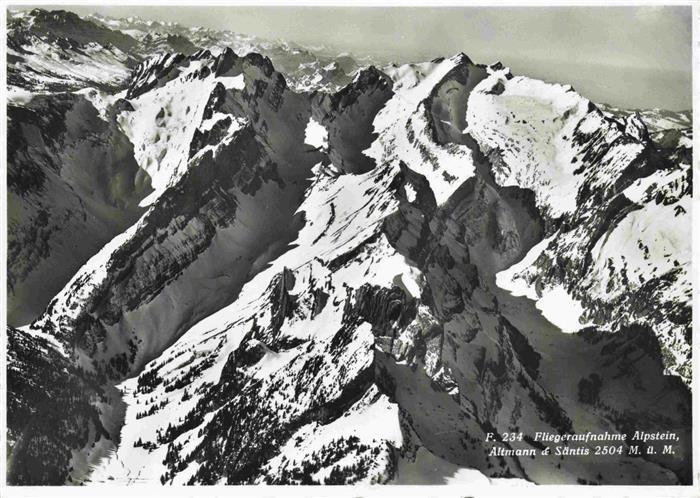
[6,8,693,487]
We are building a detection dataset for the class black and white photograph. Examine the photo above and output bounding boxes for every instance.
[2,1,697,494]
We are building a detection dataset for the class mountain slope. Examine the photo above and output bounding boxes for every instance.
[470,68,692,381]
[8,9,138,94]
[7,91,152,325]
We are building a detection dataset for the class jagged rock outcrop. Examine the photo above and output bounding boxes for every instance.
[126,52,188,99]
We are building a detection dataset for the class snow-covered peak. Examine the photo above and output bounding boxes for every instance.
[367,54,486,204]
[468,69,606,217]
[624,111,650,142]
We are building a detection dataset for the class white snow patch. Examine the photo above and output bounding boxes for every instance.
[259,384,402,484]
[8,36,131,91]
[304,117,328,150]
[394,262,422,299]
[588,195,690,301]
[7,87,42,104]
[495,236,553,301]
[218,74,245,90]
[622,168,685,204]
[253,346,300,379]
[497,236,589,333]
[404,183,417,203]
[18,326,68,358]
[75,87,118,120]
[534,286,588,333]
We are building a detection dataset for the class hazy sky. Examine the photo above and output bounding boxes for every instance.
[22,5,693,109]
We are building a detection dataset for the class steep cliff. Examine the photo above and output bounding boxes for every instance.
[8,92,152,325]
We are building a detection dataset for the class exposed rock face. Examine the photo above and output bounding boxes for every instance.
[126,52,188,99]
[7,93,152,326]
[624,112,650,142]
[6,7,693,489]
[139,33,199,57]
[311,66,394,173]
